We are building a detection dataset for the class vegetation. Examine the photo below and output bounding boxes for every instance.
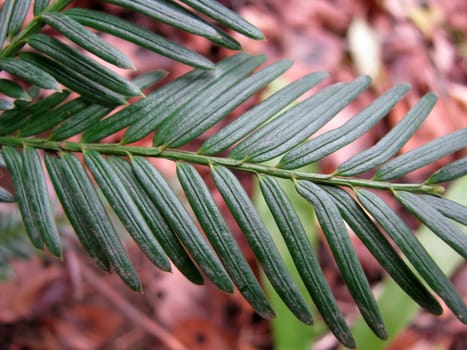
[0,0,466,348]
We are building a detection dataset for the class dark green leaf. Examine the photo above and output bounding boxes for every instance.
[356,189,467,324]
[50,104,111,141]
[34,0,50,16]
[177,162,274,319]
[131,156,233,293]
[109,157,204,285]
[8,0,31,37]
[84,151,171,271]
[336,93,437,176]
[395,191,467,259]
[66,8,214,69]
[22,147,61,257]
[0,150,4,167]
[131,70,167,91]
[419,194,467,226]
[280,84,410,169]
[101,0,218,38]
[3,146,44,250]
[211,165,313,324]
[28,34,142,97]
[0,90,70,137]
[40,12,133,69]
[20,52,127,106]
[60,153,141,291]
[375,128,467,180]
[178,0,264,39]
[259,176,354,347]
[427,157,467,184]
[0,186,15,202]
[296,181,386,339]
[232,76,371,163]
[81,55,223,143]
[207,27,241,50]
[0,0,14,49]
[152,53,265,146]
[124,53,259,145]
[20,98,88,137]
[322,185,443,315]
[0,57,59,90]
[160,58,291,148]
[200,71,328,155]
[45,154,111,272]
[50,72,162,141]
[0,79,30,100]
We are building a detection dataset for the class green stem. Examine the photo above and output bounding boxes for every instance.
[0,0,73,58]
[0,136,444,195]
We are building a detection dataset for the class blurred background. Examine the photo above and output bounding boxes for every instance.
[0,0,466,349]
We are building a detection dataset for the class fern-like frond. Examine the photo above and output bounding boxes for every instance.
[1,52,467,345]
[0,1,466,348]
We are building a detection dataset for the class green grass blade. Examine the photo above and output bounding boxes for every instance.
[211,165,313,324]
[20,52,127,106]
[61,153,142,291]
[357,189,467,323]
[84,151,171,271]
[2,146,44,249]
[427,157,467,184]
[0,57,59,90]
[296,181,387,339]
[178,0,264,39]
[259,176,355,348]
[109,157,204,285]
[375,128,467,180]
[131,156,233,293]
[66,8,214,69]
[45,154,111,272]
[200,71,328,155]
[40,12,134,69]
[336,93,437,176]
[231,76,371,163]
[322,185,442,315]
[177,162,274,318]
[162,59,292,148]
[280,84,410,169]
[395,191,467,259]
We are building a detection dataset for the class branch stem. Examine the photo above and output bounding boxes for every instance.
[0,136,444,194]
[0,0,73,58]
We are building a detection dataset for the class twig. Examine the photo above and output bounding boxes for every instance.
[81,265,188,350]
